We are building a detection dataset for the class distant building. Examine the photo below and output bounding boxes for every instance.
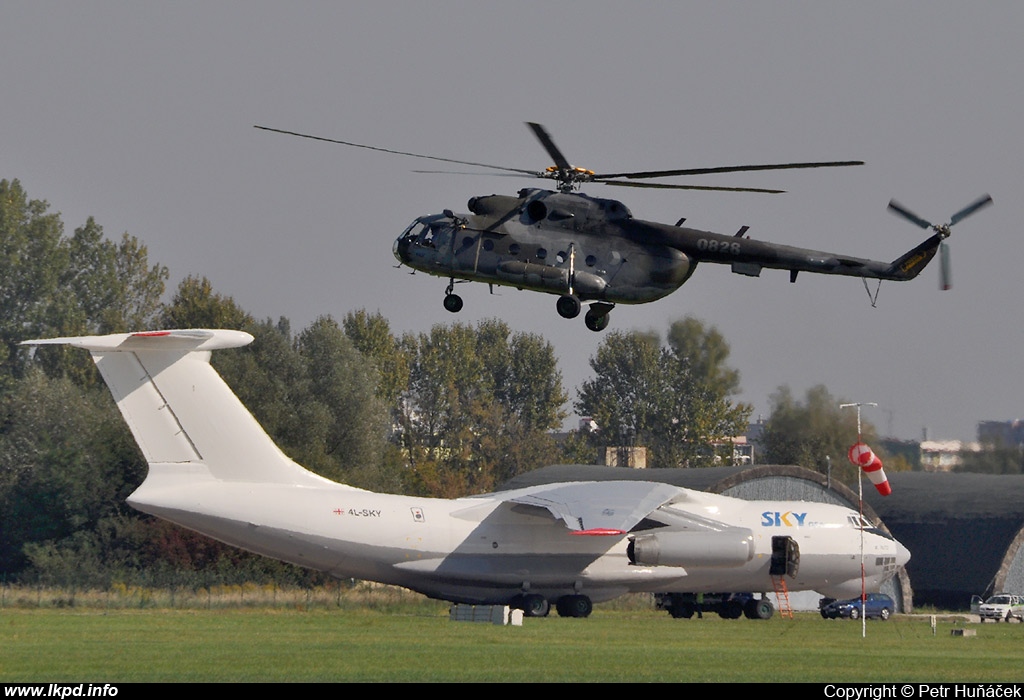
[599,445,647,469]
[919,440,976,472]
[978,420,1024,447]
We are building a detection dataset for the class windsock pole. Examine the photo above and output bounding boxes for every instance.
[841,402,877,639]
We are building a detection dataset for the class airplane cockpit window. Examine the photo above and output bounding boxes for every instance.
[847,513,895,540]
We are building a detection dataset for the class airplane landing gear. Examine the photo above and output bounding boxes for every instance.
[555,594,593,618]
[511,593,550,617]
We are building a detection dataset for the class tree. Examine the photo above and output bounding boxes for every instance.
[575,317,751,468]
[159,275,252,330]
[399,319,566,496]
[0,371,145,574]
[295,316,388,484]
[343,309,410,413]
[758,384,884,484]
[0,179,66,372]
[63,219,168,335]
[0,181,168,385]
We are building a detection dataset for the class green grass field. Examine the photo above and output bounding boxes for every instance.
[2,602,1021,683]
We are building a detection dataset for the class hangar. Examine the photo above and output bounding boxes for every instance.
[863,472,1024,610]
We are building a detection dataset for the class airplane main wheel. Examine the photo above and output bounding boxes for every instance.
[556,294,582,319]
[584,309,610,332]
[669,603,694,619]
[745,598,774,620]
[720,600,744,619]
[555,595,593,618]
[517,594,550,618]
[443,293,463,313]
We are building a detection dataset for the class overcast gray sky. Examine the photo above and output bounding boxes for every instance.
[4,2,1021,443]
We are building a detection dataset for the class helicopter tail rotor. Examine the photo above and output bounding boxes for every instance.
[886,194,992,290]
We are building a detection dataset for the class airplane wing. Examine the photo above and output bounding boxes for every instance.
[500,481,683,535]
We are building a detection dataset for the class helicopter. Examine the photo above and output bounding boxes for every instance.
[256,123,992,331]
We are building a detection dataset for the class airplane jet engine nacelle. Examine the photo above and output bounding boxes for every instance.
[627,530,755,568]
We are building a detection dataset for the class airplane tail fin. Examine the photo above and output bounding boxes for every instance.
[22,330,332,488]
[885,232,943,281]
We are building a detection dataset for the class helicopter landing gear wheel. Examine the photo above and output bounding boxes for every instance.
[443,293,463,313]
[556,294,582,319]
[584,303,613,332]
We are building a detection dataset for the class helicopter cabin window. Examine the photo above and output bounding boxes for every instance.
[509,243,521,256]
[483,239,495,252]
[585,255,597,267]
[536,248,547,260]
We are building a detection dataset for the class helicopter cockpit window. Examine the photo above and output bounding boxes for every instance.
[410,223,452,249]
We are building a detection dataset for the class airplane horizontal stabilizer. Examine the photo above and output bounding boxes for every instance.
[23,329,255,352]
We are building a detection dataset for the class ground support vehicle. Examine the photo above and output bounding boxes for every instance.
[973,594,1024,622]
[655,592,774,620]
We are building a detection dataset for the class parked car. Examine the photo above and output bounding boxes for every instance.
[974,594,1024,622]
[821,593,894,620]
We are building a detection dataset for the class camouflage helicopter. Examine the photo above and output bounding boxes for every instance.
[256,123,991,331]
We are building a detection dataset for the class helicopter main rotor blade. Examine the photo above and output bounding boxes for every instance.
[594,160,864,181]
[602,180,786,194]
[887,200,933,229]
[949,194,993,226]
[254,125,542,178]
[526,122,573,171]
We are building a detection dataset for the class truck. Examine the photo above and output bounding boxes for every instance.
[655,592,774,620]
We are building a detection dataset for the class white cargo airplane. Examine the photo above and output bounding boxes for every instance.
[24,329,910,618]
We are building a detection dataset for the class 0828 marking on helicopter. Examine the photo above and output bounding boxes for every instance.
[696,239,743,255]
[256,123,992,331]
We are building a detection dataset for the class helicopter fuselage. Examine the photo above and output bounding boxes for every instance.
[393,188,944,331]
[395,189,697,307]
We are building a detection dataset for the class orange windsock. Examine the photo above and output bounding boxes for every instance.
[848,442,892,496]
